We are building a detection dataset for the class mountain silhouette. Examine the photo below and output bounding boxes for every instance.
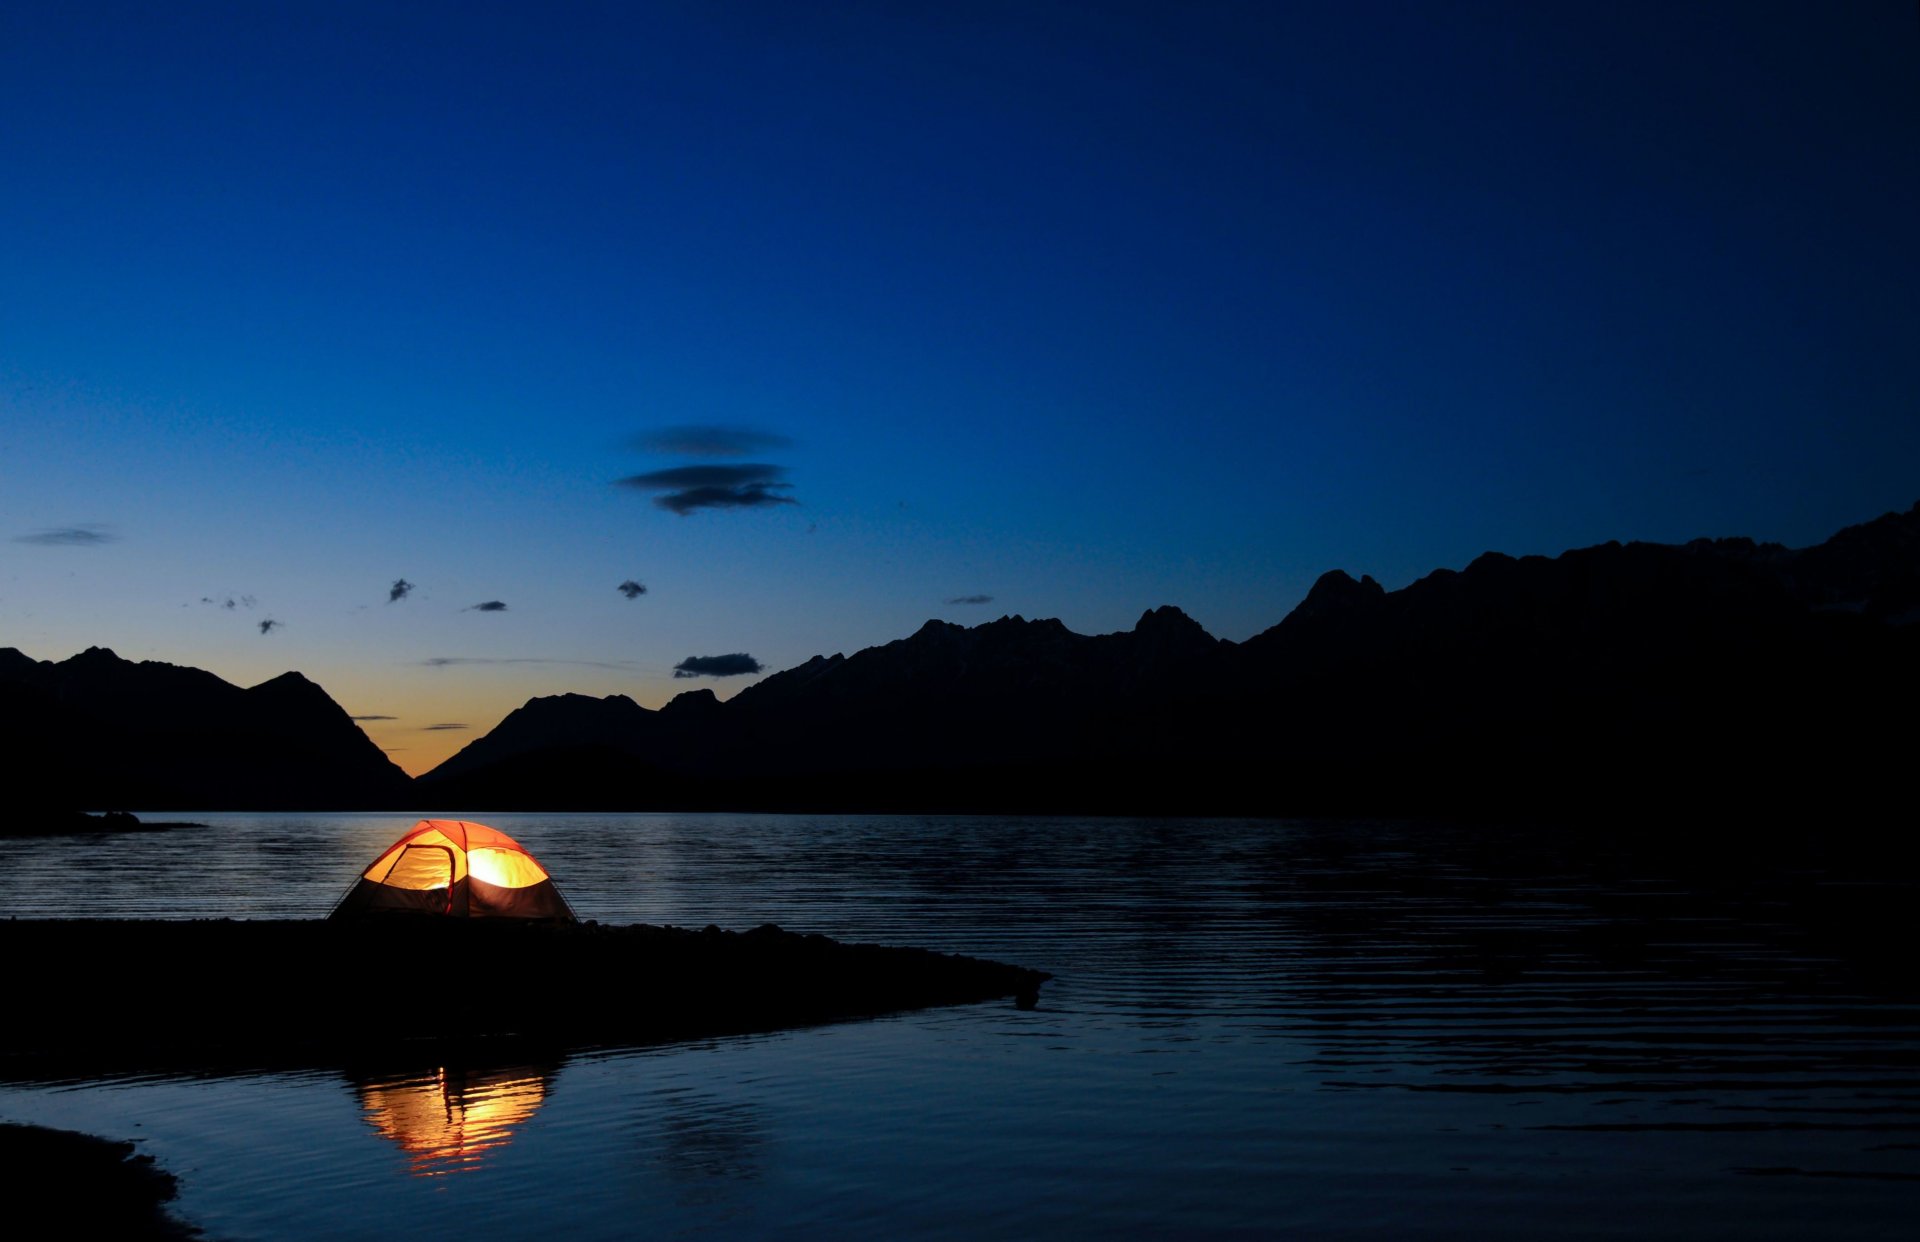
[5,502,1912,819]
[416,501,1919,818]
[1,647,413,813]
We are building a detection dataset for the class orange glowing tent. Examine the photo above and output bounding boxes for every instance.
[330,820,576,921]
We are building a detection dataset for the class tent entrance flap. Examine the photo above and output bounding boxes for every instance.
[385,846,455,890]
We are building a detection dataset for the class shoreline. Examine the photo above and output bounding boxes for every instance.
[0,918,1049,1074]
[0,1122,197,1239]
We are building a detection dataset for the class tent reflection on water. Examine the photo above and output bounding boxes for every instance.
[330,819,576,920]
[356,1064,555,1176]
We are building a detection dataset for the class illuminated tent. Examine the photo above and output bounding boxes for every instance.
[330,819,576,921]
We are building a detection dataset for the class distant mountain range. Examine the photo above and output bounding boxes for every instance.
[417,500,1919,819]
[6,501,1916,820]
[1,646,411,813]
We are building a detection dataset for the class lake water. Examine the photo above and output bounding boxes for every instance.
[2,814,1916,1239]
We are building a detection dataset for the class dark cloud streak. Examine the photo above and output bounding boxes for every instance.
[616,464,798,515]
[15,525,115,546]
[350,714,397,721]
[618,579,648,599]
[388,578,414,603]
[946,594,994,605]
[467,600,508,612]
[258,619,281,634]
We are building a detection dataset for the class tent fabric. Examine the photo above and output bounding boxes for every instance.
[330,819,577,921]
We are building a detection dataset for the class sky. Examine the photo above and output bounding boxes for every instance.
[2,1,1916,775]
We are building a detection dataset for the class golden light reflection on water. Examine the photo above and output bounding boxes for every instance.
[358,1066,551,1176]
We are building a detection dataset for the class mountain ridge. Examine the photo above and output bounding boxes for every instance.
[5,501,1914,820]
[415,500,1919,819]
[1,647,414,812]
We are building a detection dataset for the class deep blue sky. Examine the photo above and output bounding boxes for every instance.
[3,2,1916,772]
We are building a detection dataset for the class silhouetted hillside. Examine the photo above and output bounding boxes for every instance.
[0,647,413,813]
[419,502,1919,821]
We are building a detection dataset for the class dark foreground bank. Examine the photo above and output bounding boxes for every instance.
[0,919,1049,1070]
[0,1122,197,1239]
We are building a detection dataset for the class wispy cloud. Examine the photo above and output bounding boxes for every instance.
[388,578,414,603]
[616,464,798,515]
[618,579,648,599]
[420,656,637,671]
[258,619,282,634]
[200,595,256,610]
[421,722,469,731]
[350,714,398,721]
[466,600,508,612]
[634,425,792,457]
[15,525,116,546]
[946,594,994,605]
[673,653,764,678]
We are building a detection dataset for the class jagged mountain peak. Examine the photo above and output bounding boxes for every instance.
[1284,569,1386,625]
[662,687,721,714]
[1133,604,1212,637]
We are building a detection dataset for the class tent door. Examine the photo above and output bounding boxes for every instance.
[387,845,457,914]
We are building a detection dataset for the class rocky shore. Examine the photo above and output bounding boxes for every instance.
[3,809,202,838]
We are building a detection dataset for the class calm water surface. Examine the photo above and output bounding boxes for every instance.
[1,814,1915,1239]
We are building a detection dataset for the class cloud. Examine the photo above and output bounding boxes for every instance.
[467,600,508,612]
[673,653,764,679]
[15,525,116,546]
[199,594,257,610]
[634,425,792,457]
[350,714,397,721]
[946,594,994,605]
[420,656,637,670]
[258,619,282,634]
[616,464,798,515]
[388,578,414,603]
[618,579,648,599]
[421,722,469,731]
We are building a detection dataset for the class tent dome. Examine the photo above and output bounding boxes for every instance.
[331,820,576,921]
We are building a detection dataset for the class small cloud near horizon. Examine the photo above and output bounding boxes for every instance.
[258,619,281,634]
[946,594,994,605]
[634,425,792,457]
[350,714,397,721]
[673,653,764,679]
[618,579,647,599]
[15,525,116,546]
[388,578,414,603]
[467,600,508,612]
[616,464,798,515]
[421,722,468,731]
